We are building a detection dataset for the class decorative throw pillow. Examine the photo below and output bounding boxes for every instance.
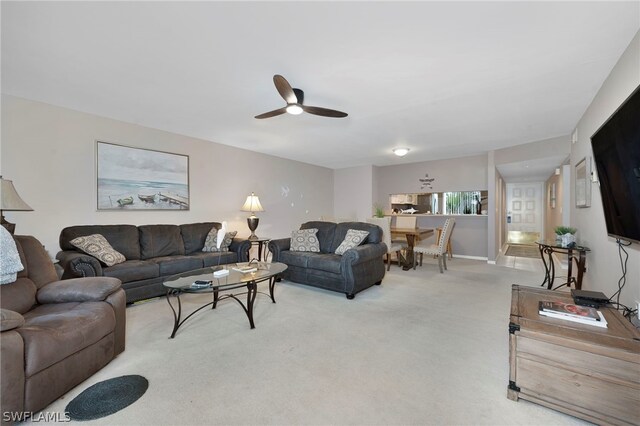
[202,229,237,252]
[334,229,370,255]
[290,229,320,252]
[70,234,126,267]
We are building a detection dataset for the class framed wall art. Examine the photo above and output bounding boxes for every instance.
[96,141,190,210]
[575,157,591,208]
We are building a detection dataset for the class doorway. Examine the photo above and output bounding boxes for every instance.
[506,182,543,244]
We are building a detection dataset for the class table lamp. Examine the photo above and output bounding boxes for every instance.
[1,176,33,234]
[241,192,264,240]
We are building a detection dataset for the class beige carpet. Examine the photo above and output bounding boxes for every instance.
[35,259,585,425]
[504,244,540,259]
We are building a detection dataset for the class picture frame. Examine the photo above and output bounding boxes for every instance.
[96,141,190,210]
[549,183,556,209]
[575,157,591,208]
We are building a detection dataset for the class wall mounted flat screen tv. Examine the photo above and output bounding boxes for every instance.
[590,84,640,243]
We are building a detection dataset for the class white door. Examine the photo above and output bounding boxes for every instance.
[506,183,543,243]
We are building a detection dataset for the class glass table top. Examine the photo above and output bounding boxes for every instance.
[163,262,287,291]
[536,240,590,251]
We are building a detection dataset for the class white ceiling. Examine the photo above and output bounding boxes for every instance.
[2,2,638,169]
[496,155,569,183]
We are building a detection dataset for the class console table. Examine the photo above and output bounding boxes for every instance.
[536,240,590,290]
[508,285,640,425]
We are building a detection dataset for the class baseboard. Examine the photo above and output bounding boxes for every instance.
[454,254,489,261]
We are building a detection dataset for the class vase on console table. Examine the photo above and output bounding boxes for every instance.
[560,233,576,247]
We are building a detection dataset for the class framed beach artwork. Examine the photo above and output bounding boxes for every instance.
[96,141,189,210]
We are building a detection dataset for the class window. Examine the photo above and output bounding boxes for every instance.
[443,191,482,215]
[388,190,487,215]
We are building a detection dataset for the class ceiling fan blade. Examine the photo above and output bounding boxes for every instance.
[273,75,297,104]
[303,105,348,118]
[255,107,287,119]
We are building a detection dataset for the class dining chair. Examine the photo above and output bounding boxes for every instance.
[394,216,417,229]
[392,216,417,244]
[413,218,455,273]
[435,226,453,259]
[367,217,406,271]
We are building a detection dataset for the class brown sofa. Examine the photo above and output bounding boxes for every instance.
[0,235,125,422]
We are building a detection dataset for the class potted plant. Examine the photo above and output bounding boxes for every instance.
[554,226,577,246]
[373,206,385,218]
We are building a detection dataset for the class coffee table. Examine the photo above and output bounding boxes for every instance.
[163,262,287,338]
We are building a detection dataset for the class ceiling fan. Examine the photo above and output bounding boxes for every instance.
[255,75,348,119]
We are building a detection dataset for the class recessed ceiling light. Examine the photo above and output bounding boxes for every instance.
[286,104,303,115]
[393,148,410,157]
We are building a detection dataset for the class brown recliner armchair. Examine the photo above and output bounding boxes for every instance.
[1,235,125,422]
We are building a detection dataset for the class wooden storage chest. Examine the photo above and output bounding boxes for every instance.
[508,285,640,425]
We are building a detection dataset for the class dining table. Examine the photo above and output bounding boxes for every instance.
[390,227,435,270]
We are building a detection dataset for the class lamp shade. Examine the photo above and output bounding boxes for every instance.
[1,178,33,211]
[241,193,264,213]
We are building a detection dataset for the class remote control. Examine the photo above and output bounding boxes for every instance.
[194,280,211,285]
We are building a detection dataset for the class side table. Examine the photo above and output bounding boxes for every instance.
[536,240,590,290]
[249,237,270,262]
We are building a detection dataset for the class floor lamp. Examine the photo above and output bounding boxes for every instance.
[1,176,33,234]
[241,192,264,240]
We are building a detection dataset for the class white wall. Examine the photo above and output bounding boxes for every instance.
[1,95,334,257]
[571,31,640,309]
[494,135,570,165]
[374,154,488,205]
[487,151,497,260]
[333,165,373,221]
[561,164,571,226]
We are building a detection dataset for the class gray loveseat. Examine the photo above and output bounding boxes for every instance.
[268,221,386,299]
[56,223,251,303]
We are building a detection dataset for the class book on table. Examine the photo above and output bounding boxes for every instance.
[191,280,212,289]
[538,301,607,328]
[232,266,257,273]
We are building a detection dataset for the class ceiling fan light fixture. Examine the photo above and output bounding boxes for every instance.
[393,148,410,157]
[286,104,303,115]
